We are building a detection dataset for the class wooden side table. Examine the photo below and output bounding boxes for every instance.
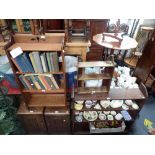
[64,41,91,61]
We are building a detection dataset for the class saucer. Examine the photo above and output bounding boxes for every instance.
[107,115,114,120]
[122,104,129,110]
[99,113,106,120]
[132,103,139,110]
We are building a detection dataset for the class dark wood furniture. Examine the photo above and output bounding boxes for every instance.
[87,19,109,61]
[65,19,90,42]
[17,100,47,134]
[71,83,148,134]
[134,30,155,84]
[5,33,67,110]
[44,108,70,134]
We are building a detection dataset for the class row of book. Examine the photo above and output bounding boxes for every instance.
[19,74,61,90]
[10,47,60,73]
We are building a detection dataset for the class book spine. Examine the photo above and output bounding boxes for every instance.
[53,52,59,72]
[40,54,47,72]
[50,75,59,89]
[43,53,49,72]
[46,52,52,72]
[11,57,23,72]
[50,53,54,72]
[25,76,37,89]
[19,75,29,89]
[15,55,28,72]
[38,75,48,90]
[44,76,55,89]
[30,75,41,90]
[34,75,46,90]
[29,53,38,72]
[22,76,33,89]
[33,52,43,73]
[23,53,35,72]
[39,75,52,90]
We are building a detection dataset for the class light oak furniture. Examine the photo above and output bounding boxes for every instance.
[64,40,91,61]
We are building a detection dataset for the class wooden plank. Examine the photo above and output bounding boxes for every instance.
[78,61,115,67]
[66,40,91,47]
[75,87,146,100]
[78,73,111,80]
[77,87,108,94]
[28,94,65,107]
[22,88,65,94]
[8,43,63,51]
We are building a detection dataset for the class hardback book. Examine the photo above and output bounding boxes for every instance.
[29,75,41,90]
[19,75,29,89]
[52,52,59,72]
[29,53,38,72]
[38,75,52,90]
[38,75,48,90]
[34,75,46,90]
[40,53,49,72]
[44,76,55,89]
[46,52,52,72]
[23,53,35,72]
[19,75,32,90]
[10,47,34,72]
[32,52,43,73]
[50,74,60,89]
[24,76,37,90]
[50,53,55,72]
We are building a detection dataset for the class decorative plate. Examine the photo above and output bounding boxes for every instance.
[132,103,139,110]
[94,103,102,110]
[107,115,114,121]
[75,115,83,122]
[83,111,98,121]
[110,100,123,108]
[122,104,129,110]
[100,100,110,109]
[115,113,123,121]
[99,113,106,120]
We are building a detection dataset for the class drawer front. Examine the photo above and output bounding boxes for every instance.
[28,94,66,107]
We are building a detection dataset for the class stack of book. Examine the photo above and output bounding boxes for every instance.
[19,74,61,90]
[10,47,60,73]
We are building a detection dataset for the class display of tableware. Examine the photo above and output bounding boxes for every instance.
[122,104,129,110]
[132,103,139,110]
[115,113,123,121]
[107,115,114,121]
[99,113,106,120]
[110,100,123,108]
[75,115,83,122]
[85,100,93,109]
[103,111,110,115]
[94,103,102,110]
[74,103,83,110]
[125,100,133,106]
[83,111,98,121]
[110,111,117,116]
[100,100,110,109]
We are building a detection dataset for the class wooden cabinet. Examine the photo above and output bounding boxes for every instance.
[44,108,70,134]
[87,19,109,61]
[17,101,47,134]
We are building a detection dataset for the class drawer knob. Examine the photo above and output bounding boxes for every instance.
[63,119,66,122]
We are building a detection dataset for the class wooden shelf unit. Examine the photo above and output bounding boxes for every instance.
[77,59,115,95]
[71,82,148,134]
[6,33,67,109]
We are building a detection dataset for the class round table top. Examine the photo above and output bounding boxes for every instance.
[93,33,138,50]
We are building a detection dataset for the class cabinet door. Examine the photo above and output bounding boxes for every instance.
[45,113,70,134]
[18,114,47,134]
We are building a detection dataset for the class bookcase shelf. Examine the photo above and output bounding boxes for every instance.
[6,33,67,109]
[15,71,64,75]
[22,88,65,94]
[78,73,111,81]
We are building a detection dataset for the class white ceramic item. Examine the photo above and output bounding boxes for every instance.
[100,100,110,109]
[122,104,129,110]
[110,111,117,116]
[110,100,123,108]
[115,113,123,121]
[132,103,139,110]
[107,115,114,120]
[99,113,106,120]
[125,100,133,106]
